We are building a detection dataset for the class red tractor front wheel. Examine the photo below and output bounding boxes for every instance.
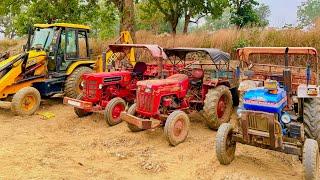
[164,110,190,146]
[104,97,126,126]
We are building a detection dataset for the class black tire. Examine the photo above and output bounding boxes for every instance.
[303,98,320,145]
[74,94,93,118]
[164,110,190,146]
[12,87,41,116]
[65,66,93,98]
[215,123,236,165]
[104,97,126,126]
[126,103,143,132]
[203,85,233,130]
[230,87,240,107]
[303,139,319,180]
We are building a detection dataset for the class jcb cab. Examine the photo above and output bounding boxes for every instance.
[0,23,133,115]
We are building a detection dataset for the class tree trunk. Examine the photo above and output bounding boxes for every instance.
[170,18,179,35]
[183,14,191,34]
[120,0,136,43]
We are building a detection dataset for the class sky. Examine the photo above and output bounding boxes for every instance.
[259,0,307,27]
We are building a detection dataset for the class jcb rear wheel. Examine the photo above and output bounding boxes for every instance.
[303,98,320,145]
[104,97,126,126]
[203,85,233,130]
[12,87,41,116]
[164,110,190,146]
[303,139,319,180]
[216,123,236,165]
[74,94,93,118]
[65,66,93,98]
[126,103,143,132]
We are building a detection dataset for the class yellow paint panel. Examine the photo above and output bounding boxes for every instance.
[66,60,95,75]
[34,23,90,30]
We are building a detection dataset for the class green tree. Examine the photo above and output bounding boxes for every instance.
[297,0,320,27]
[135,0,170,33]
[12,0,118,38]
[255,3,270,27]
[183,0,228,34]
[0,0,27,38]
[229,0,260,28]
[204,7,232,30]
[110,0,136,41]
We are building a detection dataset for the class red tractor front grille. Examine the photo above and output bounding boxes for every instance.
[137,92,153,112]
[83,80,98,99]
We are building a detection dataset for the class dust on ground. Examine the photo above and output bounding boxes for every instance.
[0,98,306,179]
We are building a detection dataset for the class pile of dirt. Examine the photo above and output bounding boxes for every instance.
[0,98,306,179]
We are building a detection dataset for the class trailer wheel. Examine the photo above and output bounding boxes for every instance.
[65,66,93,98]
[74,94,93,118]
[105,97,126,126]
[126,103,143,132]
[164,110,190,146]
[203,85,233,130]
[303,98,320,145]
[303,139,319,180]
[12,87,41,115]
[216,123,236,165]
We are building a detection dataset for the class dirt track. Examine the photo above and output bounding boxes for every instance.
[0,97,307,179]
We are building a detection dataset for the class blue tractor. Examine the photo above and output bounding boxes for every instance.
[216,47,319,180]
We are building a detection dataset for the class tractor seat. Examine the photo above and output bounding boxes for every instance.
[132,62,147,76]
[137,74,189,90]
[189,68,204,86]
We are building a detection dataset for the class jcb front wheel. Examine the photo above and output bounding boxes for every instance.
[164,110,190,146]
[12,87,41,116]
[104,97,126,126]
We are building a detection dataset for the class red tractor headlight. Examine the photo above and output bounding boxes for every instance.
[162,97,172,107]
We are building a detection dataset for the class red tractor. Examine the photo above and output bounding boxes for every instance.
[63,44,182,126]
[120,48,240,146]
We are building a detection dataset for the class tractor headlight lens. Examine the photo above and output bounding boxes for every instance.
[281,113,291,124]
[81,81,85,87]
[98,84,103,89]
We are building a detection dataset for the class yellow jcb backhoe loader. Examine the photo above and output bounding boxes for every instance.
[0,23,135,115]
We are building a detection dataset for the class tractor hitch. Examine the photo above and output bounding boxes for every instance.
[120,112,160,129]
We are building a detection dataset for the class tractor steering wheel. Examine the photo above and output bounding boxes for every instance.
[179,68,193,77]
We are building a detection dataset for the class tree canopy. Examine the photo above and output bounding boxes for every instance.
[0,0,271,39]
[298,0,320,27]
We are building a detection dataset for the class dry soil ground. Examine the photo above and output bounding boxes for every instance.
[0,97,309,179]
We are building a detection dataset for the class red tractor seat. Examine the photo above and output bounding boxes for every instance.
[132,62,147,76]
[190,68,204,86]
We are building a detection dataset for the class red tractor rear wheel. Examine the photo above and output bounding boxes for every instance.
[164,110,190,146]
[74,94,93,118]
[104,97,126,126]
[203,85,233,130]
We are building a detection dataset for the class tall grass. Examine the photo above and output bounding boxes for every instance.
[1,21,320,59]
